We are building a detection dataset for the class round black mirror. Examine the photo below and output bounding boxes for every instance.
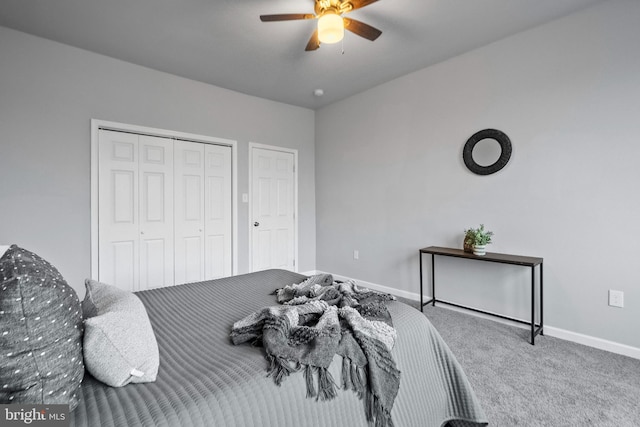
[463,129,512,175]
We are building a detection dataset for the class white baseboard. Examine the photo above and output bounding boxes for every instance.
[300,270,321,276]
[307,270,640,360]
[303,270,422,301]
[337,274,422,301]
[543,326,640,360]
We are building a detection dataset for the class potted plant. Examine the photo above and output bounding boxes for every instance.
[472,224,493,255]
[463,228,476,253]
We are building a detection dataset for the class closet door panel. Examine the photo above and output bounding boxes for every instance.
[98,130,139,291]
[98,128,234,289]
[111,241,136,288]
[204,144,232,279]
[182,237,204,283]
[174,140,205,284]
[138,136,174,290]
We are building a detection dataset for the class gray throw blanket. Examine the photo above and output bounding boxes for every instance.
[230,275,401,427]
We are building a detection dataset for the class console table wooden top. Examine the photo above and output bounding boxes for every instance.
[420,246,543,267]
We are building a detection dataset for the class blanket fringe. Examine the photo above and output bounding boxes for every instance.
[317,367,337,401]
[351,363,366,399]
[341,357,352,391]
[266,354,295,385]
[272,357,393,426]
[341,357,366,399]
[303,365,338,401]
[364,390,394,427]
[304,365,316,398]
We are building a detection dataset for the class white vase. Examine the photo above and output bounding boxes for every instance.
[473,245,486,256]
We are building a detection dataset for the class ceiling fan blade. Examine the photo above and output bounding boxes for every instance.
[305,30,320,51]
[260,13,315,22]
[347,0,379,11]
[343,18,382,41]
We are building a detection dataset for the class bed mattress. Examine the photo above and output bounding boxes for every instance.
[70,269,487,427]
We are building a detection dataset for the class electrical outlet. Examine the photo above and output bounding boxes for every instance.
[353,250,359,260]
[609,290,624,308]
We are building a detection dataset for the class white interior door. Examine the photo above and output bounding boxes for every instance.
[98,130,140,291]
[174,140,205,284]
[138,135,174,290]
[251,146,296,272]
[204,144,232,279]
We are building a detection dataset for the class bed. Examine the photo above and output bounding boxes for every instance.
[70,269,487,427]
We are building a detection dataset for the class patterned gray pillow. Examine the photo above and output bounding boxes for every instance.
[82,279,159,387]
[0,245,84,409]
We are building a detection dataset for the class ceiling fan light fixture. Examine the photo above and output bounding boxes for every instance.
[317,12,344,44]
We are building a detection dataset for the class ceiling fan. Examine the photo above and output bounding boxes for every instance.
[260,0,382,51]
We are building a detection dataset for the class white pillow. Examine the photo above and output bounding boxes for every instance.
[82,279,159,387]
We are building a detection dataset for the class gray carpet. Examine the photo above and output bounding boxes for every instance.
[398,300,640,426]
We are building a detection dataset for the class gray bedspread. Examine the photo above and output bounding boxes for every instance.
[70,269,487,427]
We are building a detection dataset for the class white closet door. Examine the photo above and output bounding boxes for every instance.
[174,140,205,284]
[204,144,232,279]
[138,136,174,290]
[98,130,140,291]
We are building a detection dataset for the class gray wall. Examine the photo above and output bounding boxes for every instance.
[315,0,640,348]
[0,26,316,296]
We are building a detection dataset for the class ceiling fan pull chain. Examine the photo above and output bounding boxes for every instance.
[341,37,345,55]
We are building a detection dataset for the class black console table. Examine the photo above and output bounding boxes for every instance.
[419,246,544,345]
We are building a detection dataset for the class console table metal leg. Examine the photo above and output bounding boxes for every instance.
[431,254,436,306]
[531,266,535,345]
[540,262,544,336]
[419,251,424,312]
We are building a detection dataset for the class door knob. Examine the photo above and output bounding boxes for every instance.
[254,222,259,227]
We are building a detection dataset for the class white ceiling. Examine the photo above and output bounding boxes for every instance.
[0,0,605,109]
